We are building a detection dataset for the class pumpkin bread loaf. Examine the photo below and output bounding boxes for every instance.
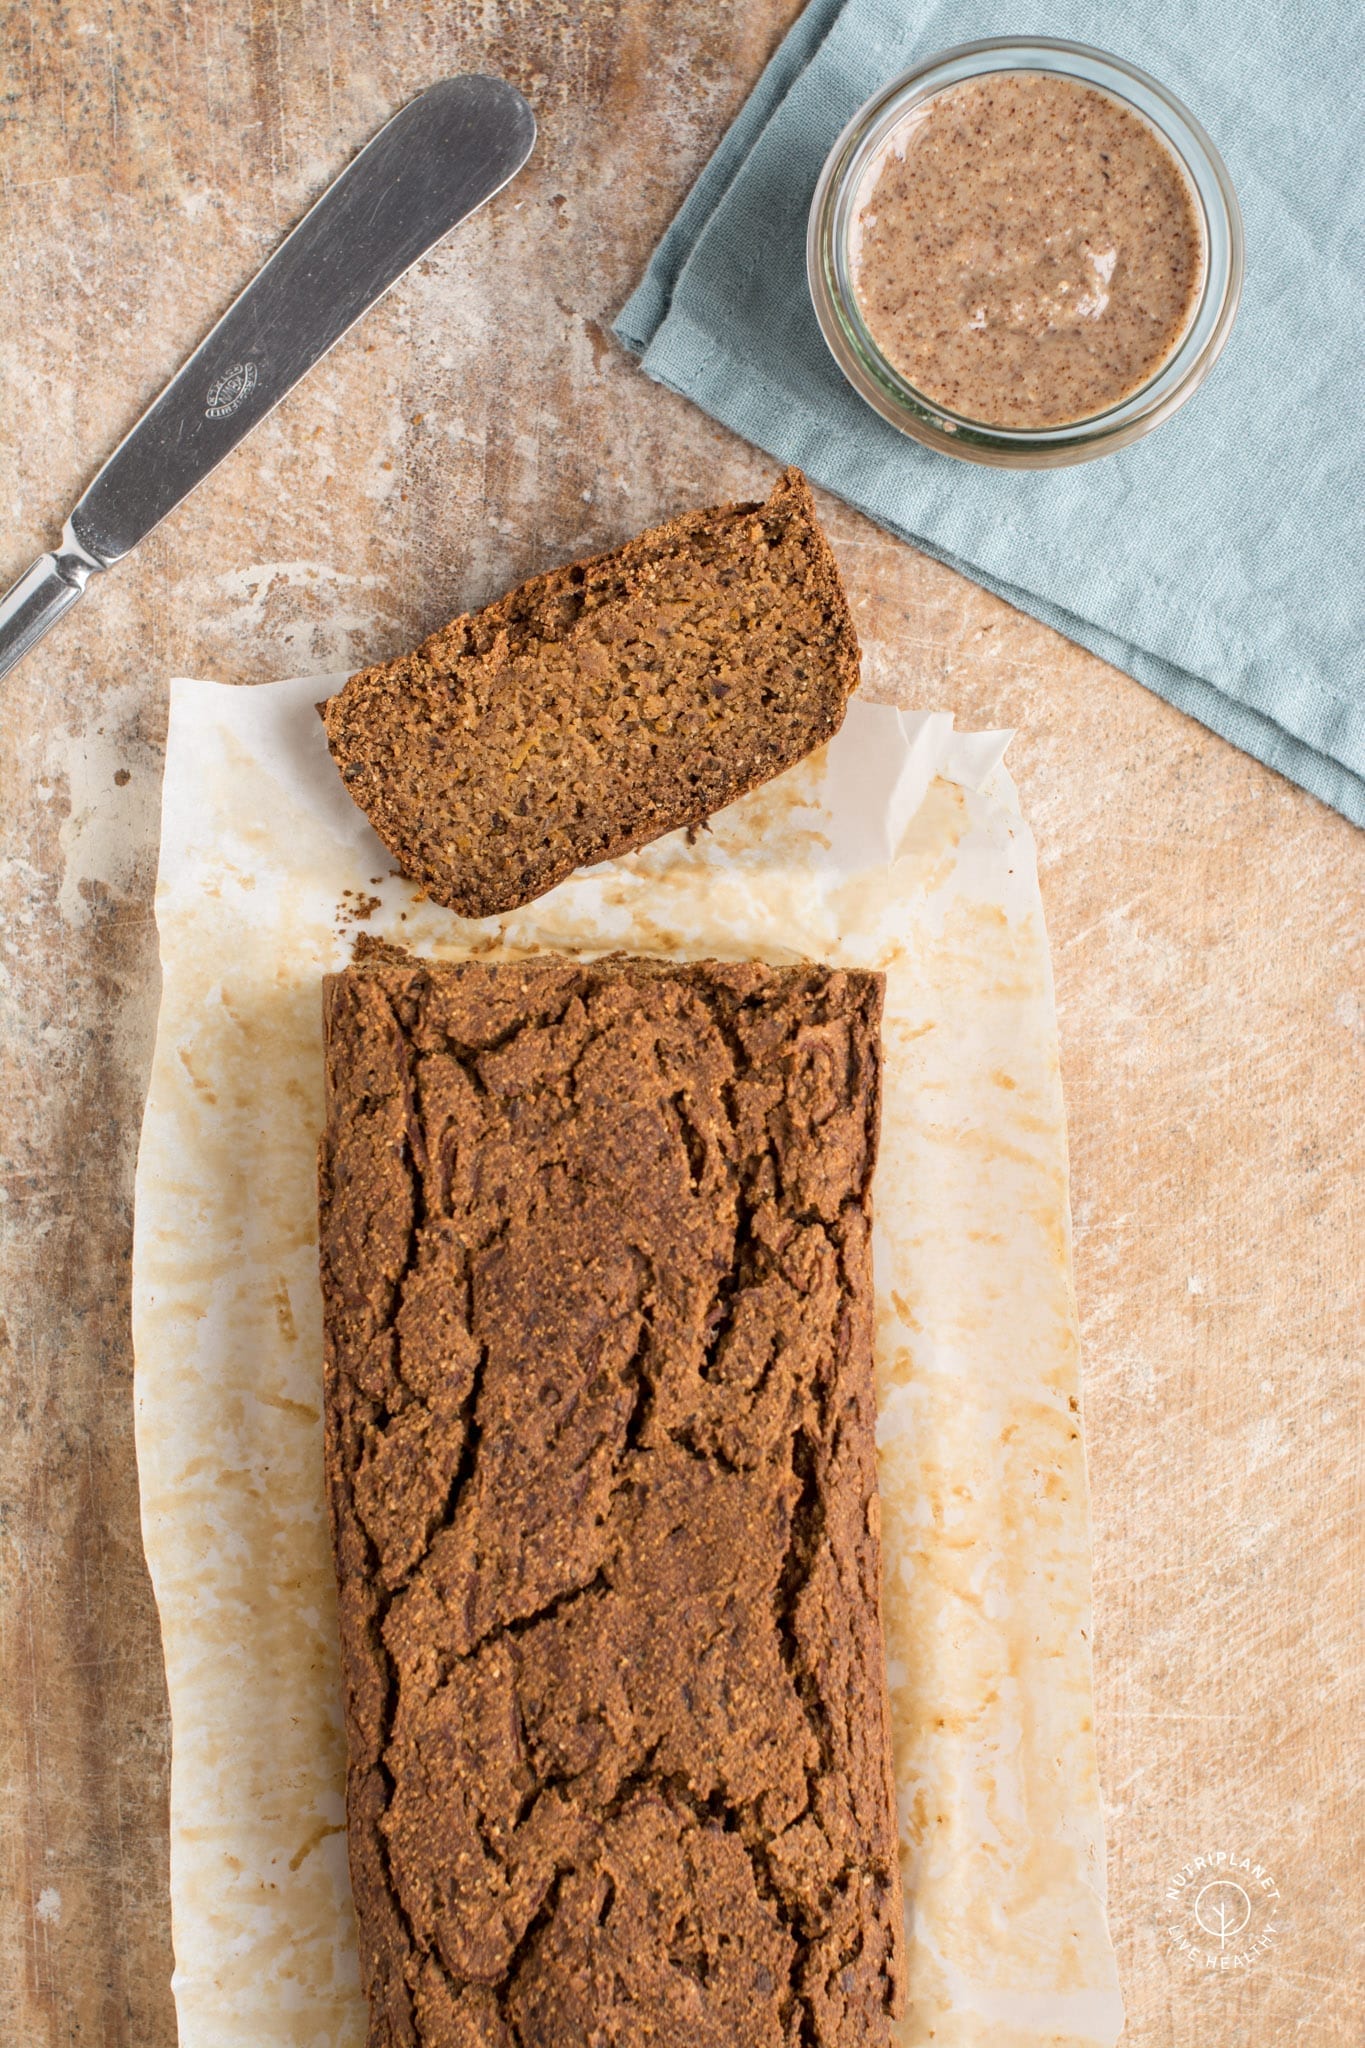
[318,950,904,2047]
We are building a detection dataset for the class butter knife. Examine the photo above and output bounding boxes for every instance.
[0,74,535,682]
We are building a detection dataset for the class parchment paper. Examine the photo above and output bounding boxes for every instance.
[133,677,1123,2048]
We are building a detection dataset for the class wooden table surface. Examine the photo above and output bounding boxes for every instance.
[1,4,1360,2042]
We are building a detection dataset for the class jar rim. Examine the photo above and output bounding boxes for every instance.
[807,38,1244,468]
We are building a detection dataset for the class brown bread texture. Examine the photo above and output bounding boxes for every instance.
[319,950,905,2048]
[321,469,860,918]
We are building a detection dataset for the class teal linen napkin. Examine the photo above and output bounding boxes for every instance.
[616,0,1365,826]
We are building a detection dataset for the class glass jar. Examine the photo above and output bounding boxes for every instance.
[807,38,1244,468]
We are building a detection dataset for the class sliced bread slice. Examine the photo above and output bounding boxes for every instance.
[321,468,859,918]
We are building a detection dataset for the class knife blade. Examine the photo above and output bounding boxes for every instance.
[0,74,535,683]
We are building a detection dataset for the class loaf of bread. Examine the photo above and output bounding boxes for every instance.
[322,469,859,918]
[318,950,904,2047]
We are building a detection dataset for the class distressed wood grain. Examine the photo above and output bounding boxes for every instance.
[0,3,1360,2044]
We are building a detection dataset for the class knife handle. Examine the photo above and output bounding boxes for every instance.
[0,537,103,682]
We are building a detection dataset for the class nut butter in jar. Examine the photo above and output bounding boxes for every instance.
[808,39,1243,467]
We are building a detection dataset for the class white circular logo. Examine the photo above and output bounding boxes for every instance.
[1194,1880,1251,1944]
[205,361,258,419]
[1163,1850,1281,1972]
